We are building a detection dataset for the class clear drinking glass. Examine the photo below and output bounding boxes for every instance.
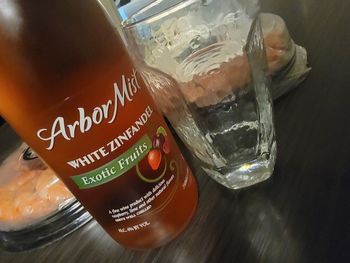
[122,0,276,189]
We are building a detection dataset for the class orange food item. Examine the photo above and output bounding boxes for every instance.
[261,13,295,75]
[180,54,251,107]
[0,144,74,231]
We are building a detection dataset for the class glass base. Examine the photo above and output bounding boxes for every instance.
[203,141,277,190]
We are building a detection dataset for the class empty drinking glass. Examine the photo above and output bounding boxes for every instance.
[122,0,276,189]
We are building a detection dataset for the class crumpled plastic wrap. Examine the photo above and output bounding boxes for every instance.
[261,13,311,99]
[0,144,74,232]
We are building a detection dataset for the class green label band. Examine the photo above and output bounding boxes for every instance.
[72,135,152,189]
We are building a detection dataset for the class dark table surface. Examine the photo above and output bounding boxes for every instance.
[1,0,350,262]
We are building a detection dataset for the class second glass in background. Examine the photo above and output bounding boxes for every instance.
[122,0,276,189]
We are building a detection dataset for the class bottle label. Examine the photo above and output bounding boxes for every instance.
[23,67,193,236]
[36,69,142,151]
[71,135,152,189]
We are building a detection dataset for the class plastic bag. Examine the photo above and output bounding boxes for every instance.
[261,13,312,99]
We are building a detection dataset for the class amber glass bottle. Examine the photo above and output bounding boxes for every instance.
[0,0,197,249]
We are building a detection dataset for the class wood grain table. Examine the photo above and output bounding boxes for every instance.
[1,0,350,262]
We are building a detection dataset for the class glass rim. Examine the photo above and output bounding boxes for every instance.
[121,0,200,29]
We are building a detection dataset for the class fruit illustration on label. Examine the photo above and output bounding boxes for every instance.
[156,126,167,136]
[162,137,170,154]
[152,126,171,155]
[148,149,162,171]
[136,126,172,183]
[152,134,165,150]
